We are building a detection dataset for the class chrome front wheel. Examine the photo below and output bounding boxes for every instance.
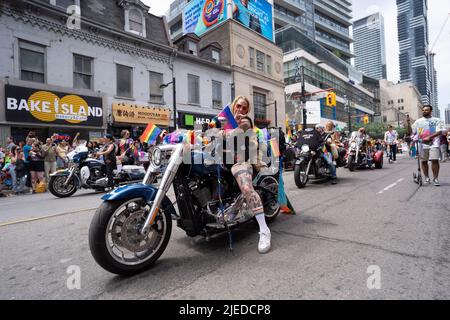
[89,198,172,275]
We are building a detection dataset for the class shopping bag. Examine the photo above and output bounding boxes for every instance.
[35,180,46,193]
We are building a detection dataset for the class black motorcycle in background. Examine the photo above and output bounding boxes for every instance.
[293,129,345,188]
[49,143,146,198]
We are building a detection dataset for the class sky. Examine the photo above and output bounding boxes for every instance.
[143,0,450,116]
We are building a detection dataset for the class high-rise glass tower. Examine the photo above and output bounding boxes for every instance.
[274,0,354,63]
[397,0,432,106]
[353,12,387,80]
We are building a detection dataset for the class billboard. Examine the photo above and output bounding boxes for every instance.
[232,0,273,41]
[5,85,103,127]
[183,0,228,37]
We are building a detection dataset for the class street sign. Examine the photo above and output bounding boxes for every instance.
[305,101,321,124]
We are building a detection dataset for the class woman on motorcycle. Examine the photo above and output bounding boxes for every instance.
[229,96,271,254]
[95,134,117,188]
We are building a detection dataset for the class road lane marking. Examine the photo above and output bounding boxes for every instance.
[0,207,97,228]
[378,178,404,194]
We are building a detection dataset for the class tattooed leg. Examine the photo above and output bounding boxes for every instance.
[232,164,264,216]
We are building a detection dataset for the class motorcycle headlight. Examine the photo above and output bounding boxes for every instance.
[151,147,162,167]
[351,141,357,149]
[301,144,310,153]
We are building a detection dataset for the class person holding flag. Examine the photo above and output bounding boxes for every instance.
[218,96,271,254]
[411,105,446,186]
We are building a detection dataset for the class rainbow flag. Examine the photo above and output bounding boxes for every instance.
[140,123,162,145]
[269,138,280,158]
[321,144,328,155]
[278,157,296,215]
[286,128,292,143]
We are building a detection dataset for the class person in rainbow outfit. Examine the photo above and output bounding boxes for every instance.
[411,105,447,186]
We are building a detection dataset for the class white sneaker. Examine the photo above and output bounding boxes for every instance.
[258,231,271,254]
[425,177,431,184]
[433,179,440,186]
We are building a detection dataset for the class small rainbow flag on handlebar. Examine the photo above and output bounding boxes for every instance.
[140,123,162,145]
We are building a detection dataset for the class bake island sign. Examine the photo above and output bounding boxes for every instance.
[5,85,103,127]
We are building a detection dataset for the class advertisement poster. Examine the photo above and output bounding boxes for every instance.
[183,0,228,37]
[232,0,274,41]
[5,85,103,127]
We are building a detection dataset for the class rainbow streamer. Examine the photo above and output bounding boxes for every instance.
[278,157,296,215]
[269,138,280,158]
[286,128,292,143]
[140,123,162,145]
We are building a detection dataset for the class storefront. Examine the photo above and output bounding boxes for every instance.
[177,111,218,129]
[3,84,105,143]
[111,102,171,139]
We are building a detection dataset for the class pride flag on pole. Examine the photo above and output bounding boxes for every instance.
[140,123,162,145]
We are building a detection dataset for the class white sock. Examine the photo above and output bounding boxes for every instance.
[255,213,270,234]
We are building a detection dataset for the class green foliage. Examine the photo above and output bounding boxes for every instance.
[364,122,407,139]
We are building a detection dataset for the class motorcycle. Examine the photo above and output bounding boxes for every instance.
[293,130,346,188]
[346,136,383,171]
[293,141,334,188]
[48,143,146,198]
[88,139,281,275]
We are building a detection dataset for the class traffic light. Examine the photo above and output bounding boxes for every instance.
[326,92,336,107]
[363,115,369,124]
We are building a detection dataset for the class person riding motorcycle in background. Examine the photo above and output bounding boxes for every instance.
[95,134,117,189]
[325,120,346,167]
[315,124,337,185]
[350,127,373,167]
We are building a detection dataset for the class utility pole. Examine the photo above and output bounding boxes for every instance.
[301,65,307,129]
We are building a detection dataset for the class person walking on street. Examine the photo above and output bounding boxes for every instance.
[42,138,57,181]
[412,105,447,186]
[384,125,398,163]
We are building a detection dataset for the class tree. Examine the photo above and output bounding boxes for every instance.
[364,122,407,140]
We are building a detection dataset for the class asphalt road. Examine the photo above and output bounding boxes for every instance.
[1,154,450,299]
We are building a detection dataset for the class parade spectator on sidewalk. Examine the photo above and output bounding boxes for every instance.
[56,140,70,169]
[23,138,34,188]
[6,137,16,152]
[42,138,57,181]
[28,141,45,193]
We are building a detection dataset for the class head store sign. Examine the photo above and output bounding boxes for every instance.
[5,85,103,127]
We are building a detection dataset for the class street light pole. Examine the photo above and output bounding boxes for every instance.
[172,77,177,129]
[301,65,307,129]
[160,77,177,130]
